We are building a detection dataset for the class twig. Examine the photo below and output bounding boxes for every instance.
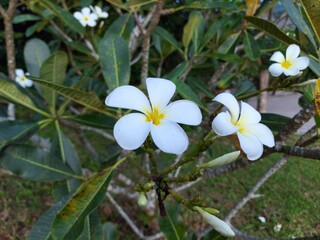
[78,129,99,159]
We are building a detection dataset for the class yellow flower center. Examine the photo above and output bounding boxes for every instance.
[84,16,89,22]
[281,60,291,69]
[20,76,26,81]
[145,108,165,126]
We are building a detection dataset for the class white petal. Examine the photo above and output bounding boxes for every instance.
[82,7,91,15]
[283,67,300,76]
[237,132,263,160]
[73,12,83,20]
[268,63,284,77]
[25,79,33,87]
[105,86,151,114]
[213,92,239,122]
[100,12,109,18]
[165,100,202,126]
[150,122,188,154]
[194,207,235,237]
[15,69,24,77]
[211,112,238,136]
[237,101,261,126]
[146,78,176,111]
[87,18,97,27]
[79,20,87,27]
[246,123,275,147]
[90,13,98,20]
[270,51,285,63]
[114,113,151,150]
[292,56,309,70]
[94,6,102,13]
[286,44,300,61]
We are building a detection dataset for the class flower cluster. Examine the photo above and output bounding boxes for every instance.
[15,69,33,88]
[73,6,108,27]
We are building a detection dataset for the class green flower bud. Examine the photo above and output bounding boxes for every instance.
[203,207,220,215]
[138,193,148,207]
[143,181,155,191]
[198,151,240,169]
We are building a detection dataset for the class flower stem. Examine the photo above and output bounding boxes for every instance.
[142,138,159,174]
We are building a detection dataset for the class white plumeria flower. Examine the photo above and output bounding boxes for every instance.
[211,92,275,160]
[105,78,202,154]
[15,69,33,88]
[193,206,235,237]
[73,7,98,27]
[90,5,108,19]
[269,44,309,77]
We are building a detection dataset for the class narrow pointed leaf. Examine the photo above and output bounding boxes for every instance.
[29,77,111,116]
[51,158,126,239]
[182,11,203,51]
[243,30,260,60]
[128,0,157,8]
[260,113,291,132]
[24,38,51,77]
[40,51,68,110]
[217,31,241,54]
[104,14,134,42]
[68,113,116,129]
[0,145,80,181]
[0,79,49,116]
[246,0,260,16]
[99,34,130,90]
[301,0,320,43]
[154,27,183,54]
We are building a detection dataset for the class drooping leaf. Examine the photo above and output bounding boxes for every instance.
[37,0,85,34]
[246,0,260,16]
[301,0,320,44]
[260,113,291,132]
[154,27,183,54]
[51,158,126,240]
[280,0,316,47]
[29,77,112,116]
[0,79,50,117]
[245,16,303,50]
[243,30,260,61]
[68,113,116,129]
[104,14,134,42]
[200,17,227,51]
[24,38,51,77]
[158,203,186,240]
[182,11,203,52]
[314,78,320,116]
[40,51,68,111]
[0,145,80,182]
[99,34,130,90]
[13,14,41,24]
[217,31,241,54]
[105,0,129,10]
[308,57,320,76]
[64,41,92,55]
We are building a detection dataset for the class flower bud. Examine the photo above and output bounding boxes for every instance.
[193,206,235,237]
[143,181,155,191]
[138,193,147,207]
[198,151,240,169]
[203,207,219,215]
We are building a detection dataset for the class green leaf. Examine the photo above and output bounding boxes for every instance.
[182,11,203,52]
[0,145,80,181]
[308,57,320,76]
[68,113,116,129]
[38,0,85,34]
[261,113,291,132]
[13,14,41,24]
[102,222,118,240]
[40,51,68,111]
[0,120,39,146]
[187,78,215,98]
[24,38,51,77]
[99,34,130,90]
[280,0,316,47]
[51,158,126,240]
[174,1,237,11]
[64,41,92,55]
[154,27,183,54]
[217,31,241,54]
[158,203,186,240]
[105,0,129,11]
[301,0,320,44]
[0,79,50,117]
[128,0,157,8]
[104,14,134,42]
[243,30,260,61]
[200,18,227,51]
[29,77,112,116]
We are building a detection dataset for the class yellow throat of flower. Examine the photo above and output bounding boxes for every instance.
[20,76,26,81]
[281,60,291,69]
[84,16,89,22]
[145,108,165,126]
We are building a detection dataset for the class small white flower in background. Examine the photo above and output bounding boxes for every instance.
[73,7,98,27]
[269,44,309,77]
[211,92,275,160]
[90,5,108,19]
[105,78,202,154]
[273,223,282,232]
[258,216,266,223]
[193,206,235,237]
[15,69,33,88]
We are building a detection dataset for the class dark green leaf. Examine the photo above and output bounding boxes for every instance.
[68,113,116,129]
[308,57,320,76]
[261,113,291,132]
[174,1,237,11]
[182,11,203,52]
[99,34,130,90]
[154,27,183,54]
[13,14,41,24]
[104,14,134,42]
[51,158,125,239]
[200,18,227,51]
[243,30,260,61]
[102,222,118,240]
[128,0,157,8]
[1,145,80,181]
[64,41,92,55]
[24,38,51,77]
[217,31,241,54]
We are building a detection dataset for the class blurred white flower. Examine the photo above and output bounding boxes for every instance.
[274,223,282,232]
[90,5,108,19]
[105,78,202,154]
[211,92,275,160]
[15,69,33,88]
[193,206,235,237]
[73,7,98,27]
[269,44,309,77]
[258,216,266,223]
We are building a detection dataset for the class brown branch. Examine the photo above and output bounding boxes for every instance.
[274,144,320,160]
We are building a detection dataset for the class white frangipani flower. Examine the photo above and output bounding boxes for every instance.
[90,5,108,19]
[193,206,235,237]
[269,44,309,77]
[15,69,33,88]
[211,93,275,160]
[105,78,202,154]
[73,7,98,27]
